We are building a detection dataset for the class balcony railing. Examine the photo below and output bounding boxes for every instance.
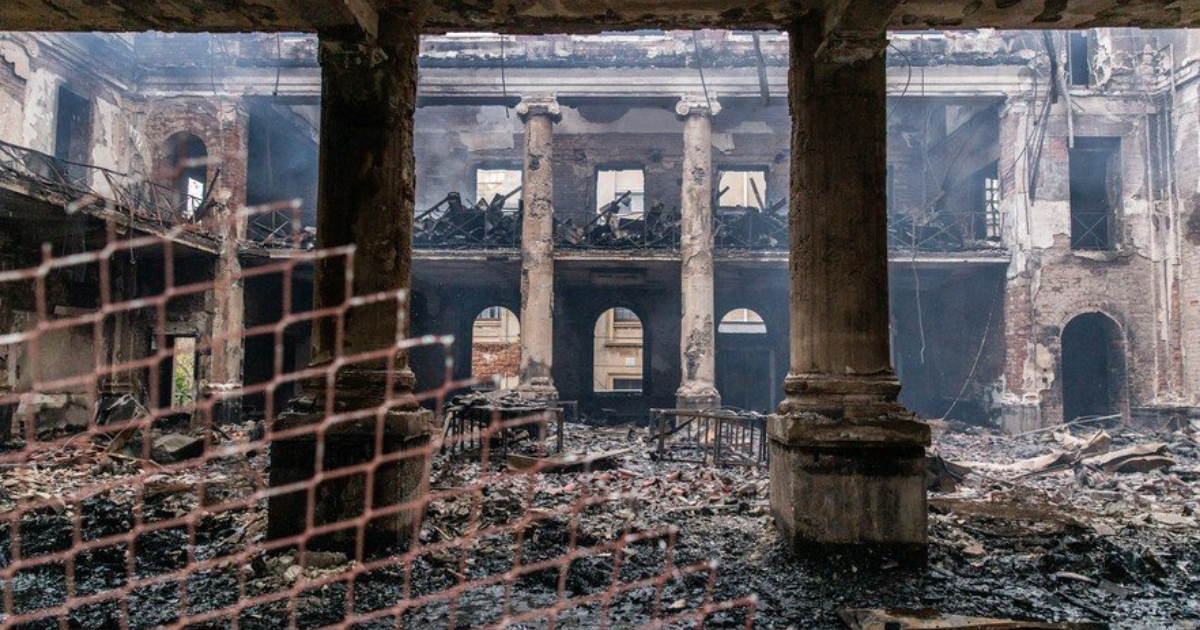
[887,208,1003,251]
[0,139,215,227]
[413,190,522,250]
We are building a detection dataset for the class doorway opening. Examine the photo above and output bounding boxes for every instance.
[1061,312,1125,421]
[716,309,774,412]
[593,307,644,393]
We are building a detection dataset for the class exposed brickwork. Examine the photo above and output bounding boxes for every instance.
[471,341,520,382]
[141,98,250,214]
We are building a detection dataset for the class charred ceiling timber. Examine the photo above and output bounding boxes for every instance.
[413,187,523,250]
[556,192,680,251]
[411,188,792,252]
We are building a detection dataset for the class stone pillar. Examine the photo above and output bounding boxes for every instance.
[514,95,560,402]
[769,17,930,557]
[675,95,721,410]
[205,211,245,423]
[268,13,432,556]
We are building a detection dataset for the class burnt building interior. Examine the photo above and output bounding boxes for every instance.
[0,1,1199,628]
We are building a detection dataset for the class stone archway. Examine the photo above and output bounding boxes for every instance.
[1061,312,1126,421]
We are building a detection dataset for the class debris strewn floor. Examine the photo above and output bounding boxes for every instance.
[1,417,1197,629]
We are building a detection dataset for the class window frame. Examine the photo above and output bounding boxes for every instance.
[595,166,647,217]
[716,168,769,209]
[473,165,523,212]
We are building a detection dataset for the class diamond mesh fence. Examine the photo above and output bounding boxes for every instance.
[0,160,755,629]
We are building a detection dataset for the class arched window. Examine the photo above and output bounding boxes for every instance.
[717,308,767,334]
[471,306,520,390]
[1061,312,1125,421]
[164,132,208,219]
[593,307,643,392]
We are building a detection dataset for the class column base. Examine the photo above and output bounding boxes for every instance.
[997,401,1043,434]
[676,386,721,411]
[768,411,930,557]
[267,406,432,557]
[779,372,906,420]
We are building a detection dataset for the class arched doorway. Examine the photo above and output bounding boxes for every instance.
[164,132,209,219]
[1061,312,1125,421]
[593,307,644,393]
[716,308,774,412]
[470,306,520,390]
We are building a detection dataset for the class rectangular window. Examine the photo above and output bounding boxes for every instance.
[1148,113,1168,199]
[973,162,1001,242]
[611,378,643,392]
[717,170,768,209]
[475,168,522,211]
[186,177,205,218]
[1069,137,1121,250]
[1068,32,1091,87]
[983,175,1001,241]
[596,169,645,217]
[53,86,91,185]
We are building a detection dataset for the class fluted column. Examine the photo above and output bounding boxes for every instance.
[269,12,432,556]
[515,95,560,402]
[769,16,930,557]
[675,94,720,410]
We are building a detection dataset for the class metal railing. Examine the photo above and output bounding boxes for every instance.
[0,139,215,228]
[413,190,522,250]
[888,208,1002,251]
[649,408,769,468]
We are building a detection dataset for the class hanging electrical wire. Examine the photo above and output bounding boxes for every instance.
[500,34,510,118]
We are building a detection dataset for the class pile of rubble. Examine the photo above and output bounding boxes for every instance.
[0,413,1196,628]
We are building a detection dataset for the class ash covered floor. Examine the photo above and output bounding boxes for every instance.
[1,418,1198,629]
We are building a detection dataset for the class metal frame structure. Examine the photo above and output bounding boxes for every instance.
[649,408,769,468]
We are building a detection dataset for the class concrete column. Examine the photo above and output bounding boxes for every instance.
[205,211,245,423]
[269,13,432,556]
[675,95,721,410]
[769,16,930,557]
[515,95,560,402]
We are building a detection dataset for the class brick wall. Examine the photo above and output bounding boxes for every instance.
[141,97,250,216]
[471,341,520,384]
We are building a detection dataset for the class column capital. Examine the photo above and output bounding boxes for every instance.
[675,93,720,118]
[516,95,561,122]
